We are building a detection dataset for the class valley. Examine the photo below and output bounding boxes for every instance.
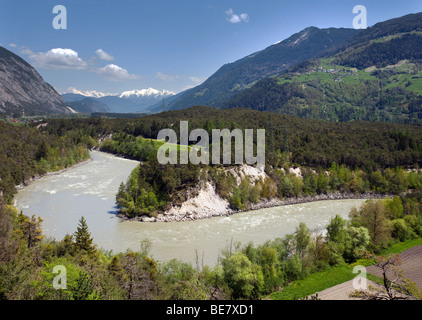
[1,7,422,303]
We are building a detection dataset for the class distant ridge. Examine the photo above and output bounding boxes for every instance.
[62,87,175,114]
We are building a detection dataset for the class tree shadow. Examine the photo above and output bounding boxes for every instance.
[107,206,119,216]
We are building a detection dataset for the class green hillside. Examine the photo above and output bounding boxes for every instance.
[225,31,422,123]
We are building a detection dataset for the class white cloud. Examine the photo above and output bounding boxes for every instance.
[95,49,114,61]
[181,76,207,91]
[29,48,88,70]
[156,72,180,82]
[19,46,34,55]
[225,8,249,24]
[9,43,17,48]
[189,76,206,85]
[96,64,139,81]
[239,13,250,23]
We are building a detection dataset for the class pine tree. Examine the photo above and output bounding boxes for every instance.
[17,212,44,248]
[72,271,98,300]
[116,182,127,207]
[73,216,95,256]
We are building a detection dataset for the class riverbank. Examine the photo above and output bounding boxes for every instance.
[120,181,392,223]
[15,156,93,192]
[247,192,392,211]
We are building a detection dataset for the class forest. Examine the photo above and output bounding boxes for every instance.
[332,33,422,69]
[102,106,422,170]
[0,121,92,203]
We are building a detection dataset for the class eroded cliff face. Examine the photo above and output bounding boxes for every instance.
[156,181,232,222]
[146,165,269,222]
[0,46,69,116]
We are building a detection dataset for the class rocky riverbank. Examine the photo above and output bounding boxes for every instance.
[247,192,392,211]
[122,181,392,223]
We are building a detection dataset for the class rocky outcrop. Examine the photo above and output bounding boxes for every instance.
[156,182,233,222]
[0,46,69,116]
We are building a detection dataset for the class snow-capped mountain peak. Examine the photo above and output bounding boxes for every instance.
[66,87,118,98]
[119,87,175,99]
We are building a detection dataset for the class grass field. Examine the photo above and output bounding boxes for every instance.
[379,238,422,255]
[276,58,422,95]
[269,264,359,300]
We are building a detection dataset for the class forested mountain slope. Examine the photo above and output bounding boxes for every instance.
[224,13,422,123]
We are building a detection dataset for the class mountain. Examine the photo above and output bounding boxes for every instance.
[149,89,191,113]
[0,46,69,116]
[224,12,422,123]
[62,93,90,103]
[67,98,110,113]
[150,26,359,112]
[62,88,175,114]
[321,12,422,60]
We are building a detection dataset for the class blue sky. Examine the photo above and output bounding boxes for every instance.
[1,0,421,96]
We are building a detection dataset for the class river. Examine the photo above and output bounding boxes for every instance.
[15,151,368,266]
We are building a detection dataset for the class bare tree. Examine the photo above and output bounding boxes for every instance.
[194,249,205,272]
[350,253,422,300]
[120,252,157,300]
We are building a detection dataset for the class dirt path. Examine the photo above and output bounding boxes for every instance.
[314,279,380,300]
